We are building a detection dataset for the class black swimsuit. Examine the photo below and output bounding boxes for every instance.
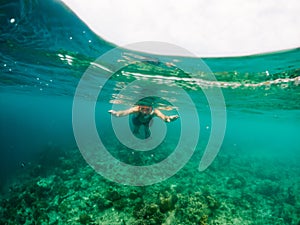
[132,111,154,126]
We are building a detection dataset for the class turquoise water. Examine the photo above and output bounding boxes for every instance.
[0,0,300,224]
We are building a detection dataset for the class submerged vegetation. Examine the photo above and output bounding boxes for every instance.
[0,146,299,225]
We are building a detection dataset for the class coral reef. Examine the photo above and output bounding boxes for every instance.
[0,147,299,224]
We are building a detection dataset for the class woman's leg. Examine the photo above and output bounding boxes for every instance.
[144,123,151,138]
[132,116,141,135]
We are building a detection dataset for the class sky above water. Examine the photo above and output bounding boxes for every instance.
[61,0,300,57]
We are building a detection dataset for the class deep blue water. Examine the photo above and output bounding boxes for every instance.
[1,0,300,191]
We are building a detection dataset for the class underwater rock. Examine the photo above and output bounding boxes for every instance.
[205,195,219,211]
[56,185,69,197]
[105,188,122,201]
[33,208,49,224]
[36,175,55,190]
[200,214,208,225]
[97,198,113,211]
[89,193,112,211]
[133,203,165,225]
[175,192,213,224]
[78,213,93,224]
[226,175,246,189]
[132,197,144,214]
[145,203,159,216]
[57,199,69,214]
[158,192,178,213]
[286,186,296,205]
[114,198,129,211]
[23,192,35,205]
[255,179,280,197]
[128,189,142,200]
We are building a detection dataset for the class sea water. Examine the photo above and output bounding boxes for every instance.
[0,0,299,224]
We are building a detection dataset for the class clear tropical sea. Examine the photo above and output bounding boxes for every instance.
[0,0,300,224]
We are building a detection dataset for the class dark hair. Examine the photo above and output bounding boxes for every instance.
[135,97,155,107]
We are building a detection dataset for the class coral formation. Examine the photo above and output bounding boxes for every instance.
[0,147,299,224]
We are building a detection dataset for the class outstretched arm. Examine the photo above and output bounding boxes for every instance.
[154,109,179,122]
[108,106,139,117]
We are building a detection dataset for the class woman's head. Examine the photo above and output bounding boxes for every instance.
[139,105,153,114]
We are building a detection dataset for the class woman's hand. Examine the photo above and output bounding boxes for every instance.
[166,115,179,122]
[108,110,119,117]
